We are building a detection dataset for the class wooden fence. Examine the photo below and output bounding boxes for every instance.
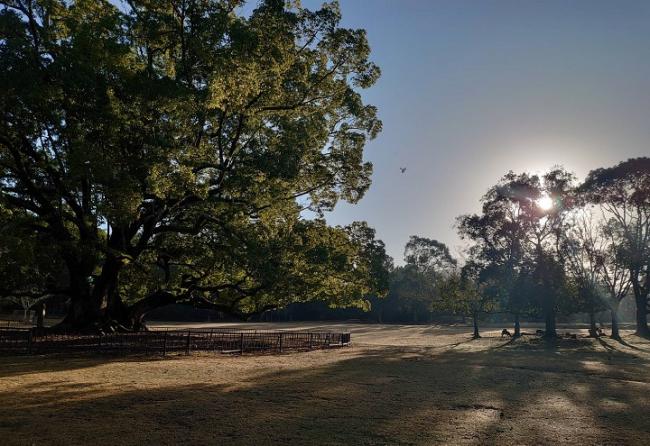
[0,328,351,356]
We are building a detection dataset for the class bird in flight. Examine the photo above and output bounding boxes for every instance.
[400,167,407,173]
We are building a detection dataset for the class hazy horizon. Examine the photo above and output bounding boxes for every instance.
[309,0,650,263]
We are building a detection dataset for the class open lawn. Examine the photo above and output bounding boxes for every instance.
[1,324,649,445]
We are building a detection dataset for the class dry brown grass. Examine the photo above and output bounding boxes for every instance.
[1,324,649,445]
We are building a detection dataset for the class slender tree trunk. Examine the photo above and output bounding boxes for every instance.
[513,313,521,337]
[472,311,481,339]
[588,310,598,337]
[610,307,620,340]
[544,305,557,338]
[542,279,557,338]
[633,292,650,337]
[536,249,557,339]
[36,303,45,329]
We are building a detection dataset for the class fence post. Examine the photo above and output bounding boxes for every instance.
[239,332,244,355]
[279,333,283,353]
[308,333,313,350]
[185,330,191,355]
[163,331,168,356]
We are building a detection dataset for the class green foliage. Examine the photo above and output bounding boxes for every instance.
[445,261,497,317]
[0,206,66,299]
[373,238,457,324]
[404,235,456,274]
[0,0,385,328]
[581,157,650,334]
[456,168,581,334]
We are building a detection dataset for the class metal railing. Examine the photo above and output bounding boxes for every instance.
[0,328,351,356]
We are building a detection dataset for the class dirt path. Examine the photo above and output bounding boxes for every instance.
[1,324,649,445]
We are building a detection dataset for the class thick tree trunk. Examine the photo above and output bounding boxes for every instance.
[610,307,620,340]
[57,252,101,331]
[472,312,481,339]
[91,256,124,309]
[56,255,130,332]
[61,286,101,331]
[47,215,165,333]
[513,313,521,337]
[127,290,180,331]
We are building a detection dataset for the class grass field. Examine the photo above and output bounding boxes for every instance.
[1,323,649,445]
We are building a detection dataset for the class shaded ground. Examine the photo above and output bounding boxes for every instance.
[1,324,649,445]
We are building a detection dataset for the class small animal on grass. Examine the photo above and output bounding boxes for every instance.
[597,327,605,337]
[564,332,578,339]
[535,329,544,336]
[501,328,512,337]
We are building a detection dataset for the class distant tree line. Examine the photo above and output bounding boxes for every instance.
[272,158,650,340]
[455,159,650,338]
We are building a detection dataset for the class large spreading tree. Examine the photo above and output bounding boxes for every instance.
[0,0,388,331]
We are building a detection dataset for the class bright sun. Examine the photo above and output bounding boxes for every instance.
[537,195,554,211]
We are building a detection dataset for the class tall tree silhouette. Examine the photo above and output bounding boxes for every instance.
[458,168,575,337]
[582,158,650,337]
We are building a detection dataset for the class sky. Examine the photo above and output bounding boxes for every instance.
[296,0,650,263]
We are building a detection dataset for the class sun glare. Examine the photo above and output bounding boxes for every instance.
[537,195,554,211]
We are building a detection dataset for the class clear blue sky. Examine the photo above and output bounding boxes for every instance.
[301,0,650,263]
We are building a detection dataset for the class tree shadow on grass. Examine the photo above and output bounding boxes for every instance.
[0,354,176,379]
[1,337,649,445]
[608,335,650,353]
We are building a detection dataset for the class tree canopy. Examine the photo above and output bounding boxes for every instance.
[0,0,388,331]
[581,157,650,336]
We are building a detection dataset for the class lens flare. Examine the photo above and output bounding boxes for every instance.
[537,195,554,210]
